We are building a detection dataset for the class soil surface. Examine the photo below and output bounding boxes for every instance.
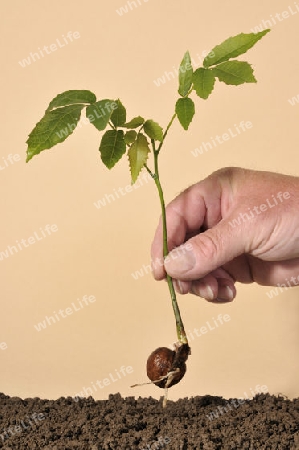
[0,392,298,449]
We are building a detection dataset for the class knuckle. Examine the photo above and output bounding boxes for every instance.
[193,231,221,261]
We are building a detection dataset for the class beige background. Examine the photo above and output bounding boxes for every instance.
[1,0,299,402]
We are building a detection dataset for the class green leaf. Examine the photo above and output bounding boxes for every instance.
[26,104,85,162]
[99,130,126,169]
[175,98,195,130]
[124,116,145,128]
[193,68,216,99]
[143,120,163,142]
[178,51,193,97]
[124,130,137,145]
[128,133,150,183]
[111,99,126,127]
[204,30,270,68]
[86,99,115,131]
[212,61,256,85]
[46,90,96,112]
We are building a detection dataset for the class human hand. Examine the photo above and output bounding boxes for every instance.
[151,167,299,302]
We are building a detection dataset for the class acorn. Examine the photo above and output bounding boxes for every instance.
[146,342,191,389]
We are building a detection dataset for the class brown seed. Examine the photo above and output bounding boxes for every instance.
[146,344,190,389]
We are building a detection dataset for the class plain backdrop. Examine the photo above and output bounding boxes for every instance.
[1,0,299,402]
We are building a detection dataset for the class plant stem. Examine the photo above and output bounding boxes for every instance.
[147,113,188,345]
[157,113,177,153]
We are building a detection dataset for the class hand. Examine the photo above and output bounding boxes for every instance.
[151,167,299,302]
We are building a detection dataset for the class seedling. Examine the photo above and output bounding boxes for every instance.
[26,30,270,404]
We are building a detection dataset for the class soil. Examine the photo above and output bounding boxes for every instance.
[0,392,298,449]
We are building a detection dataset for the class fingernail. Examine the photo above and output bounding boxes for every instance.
[216,285,234,302]
[226,286,234,301]
[175,280,183,294]
[174,280,189,295]
[165,246,196,275]
[197,283,214,301]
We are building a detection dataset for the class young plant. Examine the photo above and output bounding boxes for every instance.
[26,30,270,402]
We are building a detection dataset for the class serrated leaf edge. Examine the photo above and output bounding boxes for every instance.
[192,68,216,100]
[127,133,150,184]
[212,60,257,85]
[203,30,271,68]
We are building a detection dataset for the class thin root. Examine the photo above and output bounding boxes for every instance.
[131,368,180,408]
[130,368,180,389]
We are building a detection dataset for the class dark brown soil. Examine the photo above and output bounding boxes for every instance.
[0,392,298,449]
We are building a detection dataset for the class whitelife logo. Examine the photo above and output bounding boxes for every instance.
[0,224,58,262]
[288,93,299,106]
[94,172,152,210]
[153,49,214,88]
[191,121,253,157]
[266,274,299,299]
[250,2,299,33]
[55,101,118,140]
[0,153,21,171]
[34,295,96,331]
[0,412,45,442]
[206,384,268,421]
[73,365,134,400]
[228,191,290,228]
[116,0,149,17]
[0,342,7,351]
[18,31,80,68]
[167,313,231,348]
[131,243,193,280]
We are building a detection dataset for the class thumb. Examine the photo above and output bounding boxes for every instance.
[164,219,246,280]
